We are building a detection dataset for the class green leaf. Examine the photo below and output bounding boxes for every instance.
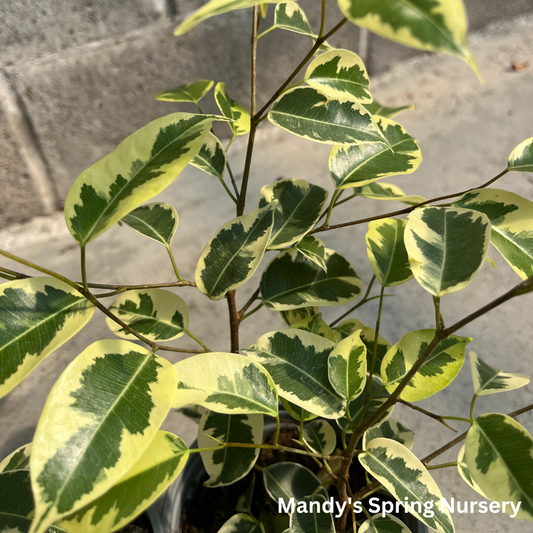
[198,411,263,487]
[107,288,189,342]
[0,443,32,473]
[196,204,275,300]
[453,189,533,280]
[366,218,413,287]
[218,513,265,533]
[456,444,488,499]
[155,80,214,103]
[353,182,425,206]
[215,82,250,136]
[328,330,367,402]
[363,99,414,119]
[337,375,394,433]
[290,495,335,533]
[381,330,471,402]
[59,432,189,533]
[261,248,363,310]
[268,87,387,146]
[0,470,68,533]
[29,339,177,533]
[0,277,95,399]
[236,474,256,514]
[175,0,283,36]
[65,113,225,245]
[258,179,328,249]
[469,351,529,397]
[359,438,455,533]
[338,0,477,72]
[296,236,327,272]
[305,49,371,103]
[329,117,421,189]
[263,463,327,506]
[302,420,337,455]
[191,132,227,180]
[405,207,491,297]
[335,319,391,371]
[289,313,337,343]
[172,352,278,416]
[280,397,317,422]
[363,418,414,451]
[508,137,533,172]
[280,306,318,326]
[465,413,533,520]
[243,329,344,419]
[359,514,412,533]
[122,202,178,246]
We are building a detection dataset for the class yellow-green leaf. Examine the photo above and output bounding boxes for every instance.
[456,444,488,499]
[363,98,414,119]
[215,82,250,136]
[155,80,214,103]
[0,277,94,399]
[122,202,178,246]
[302,420,337,456]
[508,137,533,172]
[405,207,491,297]
[280,397,317,423]
[107,288,189,342]
[191,132,227,181]
[360,514,412,533]
[289,313,336,343]
[280,306,318,326]
[172,352,278,416]
[353,182,425,206]
[363,418,414,451]
[0,443,32,473]
[296,235,328,272]
[29,340,177,533]
[218,513,265,533]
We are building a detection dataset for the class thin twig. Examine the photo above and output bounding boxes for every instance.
[227,290,240,352]
[238,287,261,318]
[329,275,376,327]
[398,399,458,432]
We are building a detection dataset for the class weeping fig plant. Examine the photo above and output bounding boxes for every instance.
[1,1,533,533]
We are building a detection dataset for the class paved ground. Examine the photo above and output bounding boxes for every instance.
[1,14,533,533]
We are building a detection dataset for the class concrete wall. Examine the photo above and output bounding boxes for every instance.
[1,0,532,227]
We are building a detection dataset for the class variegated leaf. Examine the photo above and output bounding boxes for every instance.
[172,352,278,416]
[381,330,471,402]
[329,117,421,189]
[334,319,391,371]
[289,313,336,343]
[191,132,227,180]
[175,0,284,36]
[263,463,327,506]
[218,513,265,533]
[0,470,68,533]
[243,329,344,418]
[338,0,477,72]
[363,99,414,119]
[465,414,533,520]
[29,340,177,533]
[196,204,275,300]
[405,207,491,297]
[215,82,250,136]
[337,375,393,433]
[453,189,533,280]
[122,202,178,246]
[302,420,336,455]
[363,418,414,451]
[155,80,214,103]
[60,431,189,533]
[65,113,225,245]
[296,235,327,272]
[0,277,94,399]
[328,330,366,402]
[0,443,32,473]
[359,514,412,533]
[236,473,256,514]
[353,182,425,206]
[280,397,317,422]
[280,306,318,326]
[107,288,188,342]
[469,351,529,397]
[290,495,335,533]
[258,179,328,249]
[198,410,263,487]
[508,137,533,172]
[456,444,487,499]
[366,218,413,287]
[261,248,363,311]
[360,438,455,533]
[268,87,387,146]
[305,49,371,103]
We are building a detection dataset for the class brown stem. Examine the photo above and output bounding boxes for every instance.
[311,169,509,235]
[227,290,240,352]
[238,286,261,319]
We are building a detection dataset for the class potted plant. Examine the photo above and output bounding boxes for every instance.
[1,0,533,532]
